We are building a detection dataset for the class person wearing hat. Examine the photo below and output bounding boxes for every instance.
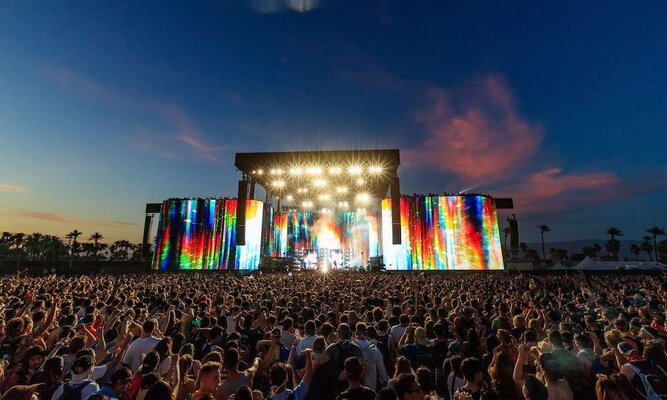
[398,326,433,370]
[95,367,132,400]
[49,355,99,400]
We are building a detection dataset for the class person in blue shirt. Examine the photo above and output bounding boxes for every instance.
[269,348,313,400]
[96,367,132,400]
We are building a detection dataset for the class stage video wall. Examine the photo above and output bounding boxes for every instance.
[268,210,380,269]
[152,198,263,270]
[381,195,504,270]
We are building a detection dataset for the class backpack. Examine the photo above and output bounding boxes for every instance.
[58,381,92,400]
[627,363,667,400]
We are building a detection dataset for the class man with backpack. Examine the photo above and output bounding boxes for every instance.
[354,323,388,391]
[51,355,99,400]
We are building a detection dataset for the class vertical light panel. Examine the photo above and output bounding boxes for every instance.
[151,198,264,270]
[236,200,263,270]
[380,195,504,270]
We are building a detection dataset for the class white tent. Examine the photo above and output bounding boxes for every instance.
[550,262,571,270]
[572,257,607,270]
[571,257,667,271]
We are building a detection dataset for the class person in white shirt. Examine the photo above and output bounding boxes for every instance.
[354,323,389,391]
[295,320,317,355]
[280,318,297,349]
[51,355,100,400]
[122,319,161,373]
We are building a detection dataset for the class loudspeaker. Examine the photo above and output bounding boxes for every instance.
[142,214,153,262]
[236,180,248,245]
[391,176,401,245]
[509,218,519,249]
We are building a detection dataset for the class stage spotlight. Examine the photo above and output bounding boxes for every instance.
[272,180,285,188]
[289,167,303,175]
[313,178,327,187]
[335,186,348,194]
[286,195,294,201]
[318,194,330,201]
[303,201,313,208]
[306,166,322,175]
[348,165,363,175]
[369,166,383,174]
[329,166,342,174]
[356,193,370,202]
[356,178,365,186]
[257,169,264,175]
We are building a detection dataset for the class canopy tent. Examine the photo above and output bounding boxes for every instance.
[571,257,667,271]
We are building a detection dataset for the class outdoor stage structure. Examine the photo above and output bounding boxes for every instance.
[149,150,512,271]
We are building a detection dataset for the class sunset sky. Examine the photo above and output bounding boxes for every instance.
[1,1,666,244]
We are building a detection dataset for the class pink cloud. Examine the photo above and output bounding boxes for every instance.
[0,184,30,194]
[0,209,139,228]
[40,66,228,162]
[405,75,542,184]
[493,168,623,214]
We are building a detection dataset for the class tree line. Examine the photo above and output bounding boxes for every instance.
[0,230,148,263]
[505,225,667,263]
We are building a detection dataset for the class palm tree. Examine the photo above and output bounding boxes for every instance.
[641,236,654,260]
[647,227,665,261]
[89,232,104,258]
[537,224,551,260]
[630,244,641,260]
[606,227,623,240]
[12,233,26,265]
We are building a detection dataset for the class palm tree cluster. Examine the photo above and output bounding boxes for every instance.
[0,230,147,262]
[514,225,667,262]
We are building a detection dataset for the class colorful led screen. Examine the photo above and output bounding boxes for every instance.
[271,210,380,268]
[381,195,504,270]
[152,198,263,270]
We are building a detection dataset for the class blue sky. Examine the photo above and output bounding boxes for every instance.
[1,1,666,243]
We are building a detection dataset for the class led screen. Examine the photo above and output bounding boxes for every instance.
[152,198,263,270]
[381,195,504,270]
[271,210,380,268]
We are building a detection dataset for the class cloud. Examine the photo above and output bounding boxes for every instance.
[0,184,30,194]
[405,75,542,184]
[0,209,139,228]
[491,168,623,214]
[40,66,229,162]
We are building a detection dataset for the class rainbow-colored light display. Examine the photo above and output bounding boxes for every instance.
[381,195,504,270]
[152,198,263,270]
[270,210,380,267]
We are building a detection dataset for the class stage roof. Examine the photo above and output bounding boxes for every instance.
[235,149,400,210]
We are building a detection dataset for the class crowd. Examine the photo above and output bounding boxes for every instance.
[0,271,666,400]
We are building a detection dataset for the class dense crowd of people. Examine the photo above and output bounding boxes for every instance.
[0,271,666,400]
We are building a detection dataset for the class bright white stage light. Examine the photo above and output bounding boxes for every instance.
[335,186,348,194]
[356,193,370,202]
[348,165,363,175]
[313,178,327,187]
[329,166,342,174]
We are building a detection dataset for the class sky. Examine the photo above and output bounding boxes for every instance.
[1,0,666,244]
